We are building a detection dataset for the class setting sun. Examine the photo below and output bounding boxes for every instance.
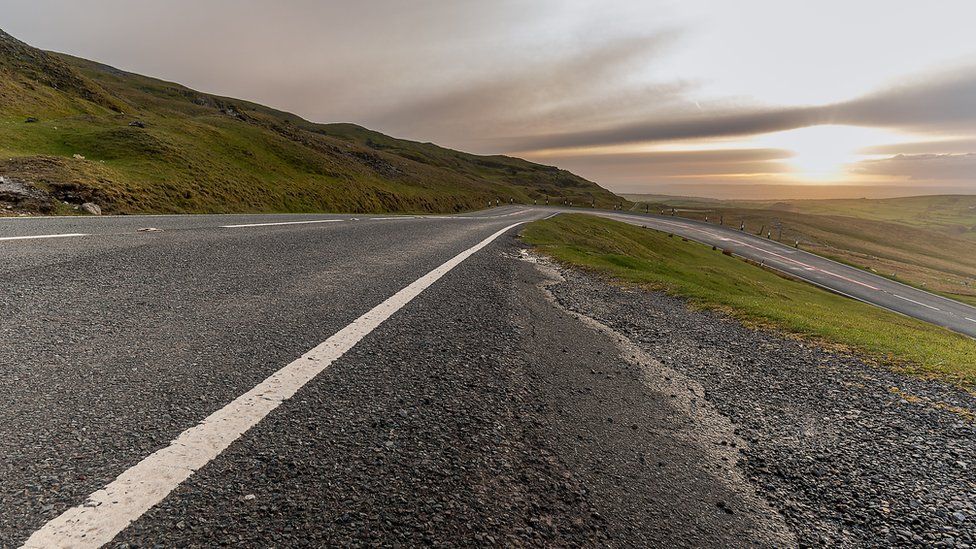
[754,125,907,182]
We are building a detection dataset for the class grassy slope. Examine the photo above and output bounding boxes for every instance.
[0,29,620,214]
[626,194,976,303]
[523,214,976,386]
[772,196,976,238]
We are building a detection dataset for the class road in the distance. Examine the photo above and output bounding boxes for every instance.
[4,204,974,339]
[586,209,976,339]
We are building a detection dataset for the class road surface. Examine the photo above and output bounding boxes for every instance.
[1,206,794,547]
[5,206,974,340]
[1,205,971,547]
[589,210,976,339]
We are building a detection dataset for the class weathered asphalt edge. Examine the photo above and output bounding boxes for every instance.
[518,248,797,545]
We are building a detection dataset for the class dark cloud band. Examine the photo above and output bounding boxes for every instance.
[510,67,976,152]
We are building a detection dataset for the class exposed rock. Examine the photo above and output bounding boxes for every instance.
[80,202,102,215]
[72,154,86,160]
[0,176,54,212]
[129,120,146,128]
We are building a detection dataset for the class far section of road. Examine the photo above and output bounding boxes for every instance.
[590,210,976,339]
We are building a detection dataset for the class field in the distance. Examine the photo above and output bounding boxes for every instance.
[523,214,976,386]
[623,194,976,306]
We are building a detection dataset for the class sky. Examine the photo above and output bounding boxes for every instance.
[4,0,975,199]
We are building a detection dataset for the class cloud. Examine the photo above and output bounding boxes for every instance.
[852,153,976,181]
[360,32,691,150]
[836,69,976,132]
[559,148,793,165]
[508,106,828,151]
[860,138,976,155]
[619,182,974,200]
[509,65,976,152]
[524,148,793,182]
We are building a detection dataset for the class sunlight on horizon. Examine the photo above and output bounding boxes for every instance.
[754,125,910,182]
[520,125,920,187]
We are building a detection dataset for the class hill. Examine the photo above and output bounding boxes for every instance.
[0,29,621,215]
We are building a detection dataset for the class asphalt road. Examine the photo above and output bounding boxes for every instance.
[588,210,976,339]
[1,206,793,547]
[1,205,970,546]
[6,205,975,340]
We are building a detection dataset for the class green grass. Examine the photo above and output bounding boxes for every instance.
[523,214,976,387]
[627,197,976,303]
[0,29,622,215]
[771,196,976,238]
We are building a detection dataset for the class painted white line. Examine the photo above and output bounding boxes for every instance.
[458,209,535,219]
[219,219,343,228]
[0,233,89,242]
[22,221,525,549]
[892,294,941,311]
[965,317,976,323]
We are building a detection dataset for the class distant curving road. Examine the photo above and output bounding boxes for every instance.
[587,210,976,339]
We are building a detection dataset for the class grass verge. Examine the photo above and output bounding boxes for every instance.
[523,214,976,387]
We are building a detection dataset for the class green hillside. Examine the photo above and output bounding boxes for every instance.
[0,28,621,215]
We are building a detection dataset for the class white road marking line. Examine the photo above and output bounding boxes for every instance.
[22,221,525,549]
[219,219,343,228]
[492,210,531,218]
[967,318,976,323]
[892,294,941,311]
[0,233,89,242]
